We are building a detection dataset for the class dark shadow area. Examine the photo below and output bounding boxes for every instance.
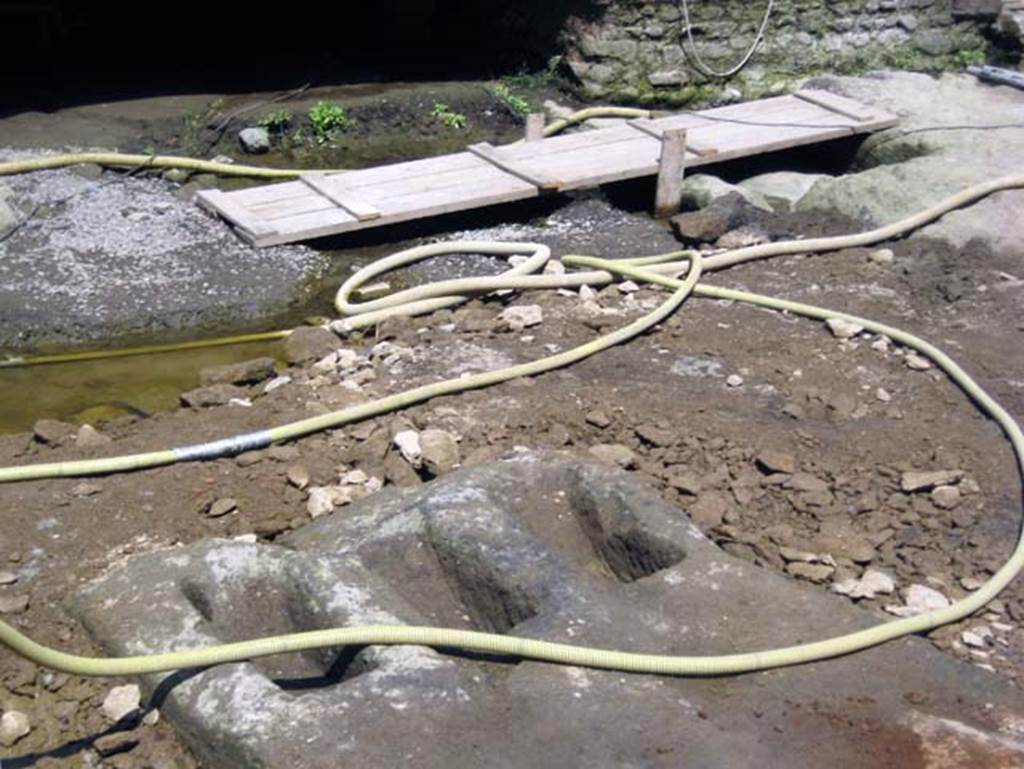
[0,0,595,114]
[602,134,870,214]
[2,667,205,768]
[273,645,376,691]
[306,193,572,252]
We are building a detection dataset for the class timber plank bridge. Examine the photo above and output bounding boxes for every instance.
[197,89,897,247]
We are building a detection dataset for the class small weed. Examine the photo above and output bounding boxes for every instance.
[500,58,561,91]
[258,109,293,131]
[490,83,531,118]
[431,102,468,129]
[955,47,986,67]
[308,101,352,143]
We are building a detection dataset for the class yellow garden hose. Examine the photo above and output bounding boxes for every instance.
[0,150,1022,677]
[0,330,290,369]
[0,152,333,179]
[0,107,656,369]
[2,247,1023,676]
[0,106,647,184]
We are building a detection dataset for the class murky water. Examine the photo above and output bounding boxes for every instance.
[0,339,285,434]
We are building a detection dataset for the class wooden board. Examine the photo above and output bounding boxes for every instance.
[197,91,898,246]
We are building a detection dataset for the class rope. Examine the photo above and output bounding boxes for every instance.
[680,0,775,78]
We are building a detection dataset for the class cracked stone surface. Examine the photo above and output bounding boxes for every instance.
[76,452,1024,768]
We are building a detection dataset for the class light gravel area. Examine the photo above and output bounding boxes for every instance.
[0,150,330,350]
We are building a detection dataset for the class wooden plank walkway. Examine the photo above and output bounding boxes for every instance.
[197,89,897,247]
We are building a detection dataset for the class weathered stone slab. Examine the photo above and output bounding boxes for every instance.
[76,451,1024,769]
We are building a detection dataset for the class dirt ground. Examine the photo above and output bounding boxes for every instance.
[2,85,1024,767]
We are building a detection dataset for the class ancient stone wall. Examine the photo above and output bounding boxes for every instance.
[561,0,1010,102]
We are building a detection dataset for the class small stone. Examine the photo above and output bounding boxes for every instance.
[306,487,338,519]
[199,358,276,386]
[0,710,31,747]
[585,410,612,428]
[75,424,112,448]
[885,584,950,618]
[207,498,237,518]
[825,317,864,339]
[0,570,17,585]
[339,469,368,485]
[832,569,896,599]
[71,481,103,498]
[786,473,829,493]
[419,429,461,476]
[180,384,247,408]
[960,575,986,591]
[239,126,270,154]
[268,445,300,462]
[901,469,963,492]
[94,731,140,757]
[499,305,543,330]
[778,547,818,563]
[689,492,727,529]
[871,338,890,353]
[230,452,262,470]
[905,353,932,371]
[667,472,702,496]
[960,477,981,495]
[756,450,796,475]
[785,562,834,582]
[264,375,291,393]
[635,423,674,447]
[287,465,310,490]
[875,387,892,403]
[726,374,744,388]
[33,418,74,445]
[869,248,894,264]
[588,444,637,469]
[393,430,423,469]
[930,485,961,509]
[284,327,338,364]
[961,626,992,649]
[163,167,191,184]
[102,684,142,723]
[0,594,30,614]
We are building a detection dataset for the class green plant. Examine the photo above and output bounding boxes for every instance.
[258,109,293,131]
[955,47,986,67]
[431,102,468,129]
[490,83,531,118]
[500,58,561,91]
[308,101,352,143]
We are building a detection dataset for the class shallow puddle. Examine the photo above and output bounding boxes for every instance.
[0,338,285,435]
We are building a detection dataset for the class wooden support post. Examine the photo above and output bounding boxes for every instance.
[654,128,687,218]
[525,113,546,142]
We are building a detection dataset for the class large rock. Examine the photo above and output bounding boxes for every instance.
[670,192,764,244]
[76,452,1024,769]
[0,167,328,350]
[739,171,828,212]
[680,173,772,211]
[796,72,1024,256]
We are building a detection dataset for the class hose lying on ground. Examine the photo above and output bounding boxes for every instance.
[0,106,651,185]
[0,173,1023,677]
